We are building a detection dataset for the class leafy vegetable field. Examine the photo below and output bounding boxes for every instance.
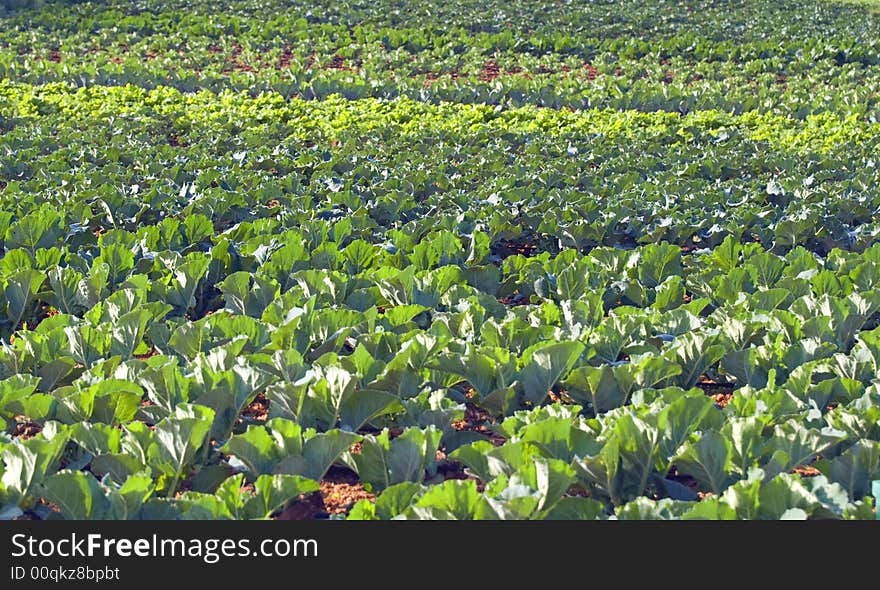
[2,0,880,520]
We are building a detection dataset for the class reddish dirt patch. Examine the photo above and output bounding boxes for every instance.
[326,53,358,72]
[479,60,501,82]
[709,392,733,408]
[423,71,440,88]
[320,467,374,515]
[278,45,293,69]
[547,389,572,404]
[695,378,735,408]
[12,418,42,440]
[775,72,788,90]
[662,71,675,84]
[792,465,821,478]
[143,50,158,61]
[109,56,123,64]
[234,62,257,73]
[583,63,600,80]
[451,403,506,446]
[497,292,530,306]
[320,481,373,514]
[37,498,61,515]
[47,50,61,63]
[535,64,555,75]
[134,347,159,361]
[275,467,373,519]
[241,393,269,422]
[27,304,61,332]
[274,492,326,520]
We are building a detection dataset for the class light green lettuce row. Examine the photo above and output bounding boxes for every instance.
[1,80,877,153]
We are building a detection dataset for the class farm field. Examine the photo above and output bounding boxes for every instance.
[2,0,880,520]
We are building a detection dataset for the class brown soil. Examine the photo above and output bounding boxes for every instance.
[320,481,373,514]
[479,60,500,82]
[695,378,735,408]
[497,292,530,306]
[47,50,61,63]
[274,492,326,520]
[423,71,440,88]
[0,180,6,191]
[37,498,61,514]
[278,45,293,69]
[709,392,734,408]
[274,467,374,519]
[451,403,506,446]
[241,393,269,422]
[792,465,821,478]
[491,237,539,258]
[709,393,733,408]
[12,418,42,439]
[326,54,358,72]
[583,63,601,80]
[134,347,159,361]
[319,466,375,514]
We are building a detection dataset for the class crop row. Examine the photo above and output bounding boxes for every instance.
[1,81,878,258]
[1,0,880,115]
